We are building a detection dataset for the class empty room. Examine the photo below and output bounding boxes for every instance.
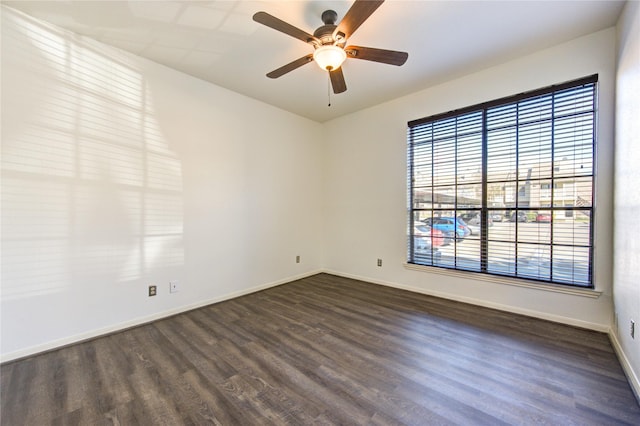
[1,0,639,424]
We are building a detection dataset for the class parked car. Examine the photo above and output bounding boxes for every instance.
[459,212,479,225]
[413,233,431,253]
[413,225,443,261]
[414,224,444,247]
[413,238,442,262]
[459,213,493,235]
[536,212,552,223]
[509,211,528,223]
[428,226,454,246]
[490,212,504,222]
[423,217,470,238]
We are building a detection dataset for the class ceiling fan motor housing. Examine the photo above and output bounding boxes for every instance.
[313,26,338,45]
[314,10,341,46]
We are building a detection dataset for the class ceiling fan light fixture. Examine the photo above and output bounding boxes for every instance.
[313,45,347,71]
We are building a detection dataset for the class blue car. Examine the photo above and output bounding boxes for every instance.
[422,217,471,239]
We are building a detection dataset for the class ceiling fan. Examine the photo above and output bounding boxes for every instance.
[253,0,408,94]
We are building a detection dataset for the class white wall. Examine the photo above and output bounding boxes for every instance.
[613,0,640,399]
[323,28,616,331]
[0,7,324,361]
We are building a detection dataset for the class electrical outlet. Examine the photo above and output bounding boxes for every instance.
[631,320,635,339]
[377,258,382,267]
[296,255,300,264]
[169,280,179,293]
[148,285,157,297]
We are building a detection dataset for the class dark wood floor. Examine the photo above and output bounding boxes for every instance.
[2,273,639,425]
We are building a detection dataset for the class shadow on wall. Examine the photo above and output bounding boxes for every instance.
[1,8,184,302]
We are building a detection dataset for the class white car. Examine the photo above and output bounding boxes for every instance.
[413,226,442,261]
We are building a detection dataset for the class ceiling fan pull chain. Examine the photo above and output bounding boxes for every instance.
[327,73,331,107]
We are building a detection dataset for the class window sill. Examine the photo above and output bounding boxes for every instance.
[403,262,602,299]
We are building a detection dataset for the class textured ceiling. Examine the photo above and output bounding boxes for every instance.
[2,0,625,122]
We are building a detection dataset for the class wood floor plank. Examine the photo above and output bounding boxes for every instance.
[2,273,639,425]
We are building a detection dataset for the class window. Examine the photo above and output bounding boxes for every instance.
[407,75,597,288]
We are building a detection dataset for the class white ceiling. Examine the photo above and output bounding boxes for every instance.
[3,0,625,122]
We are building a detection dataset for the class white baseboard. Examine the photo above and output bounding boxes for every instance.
[608,330,640,403]
[322,269,609,332]
[1,269,323,364]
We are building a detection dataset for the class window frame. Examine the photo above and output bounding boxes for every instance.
[407,75,598,289]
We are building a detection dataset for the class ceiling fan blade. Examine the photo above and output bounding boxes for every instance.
[334,0,384,41]
[345,45,408,66]
[253,12,319,45]
[329,68,347,94]
[266,54,314,79]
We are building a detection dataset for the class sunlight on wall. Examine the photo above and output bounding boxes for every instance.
[1,8,184,300]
